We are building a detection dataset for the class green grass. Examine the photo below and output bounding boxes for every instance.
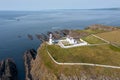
[82,35,106,44]
[109,45,120,52]
[96,29,120,44]
[73,29,106,34]
[61,41,72,46]
[37,43,120,78]
[84,29,106,34]
[47,44,120,66]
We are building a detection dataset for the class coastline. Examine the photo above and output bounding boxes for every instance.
[0,24,120,80]
[23,24,120,80]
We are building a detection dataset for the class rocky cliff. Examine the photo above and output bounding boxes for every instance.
[24,44,120,80]
[0,59,18,80]
[24,48,57,80]
[24,49,37,80]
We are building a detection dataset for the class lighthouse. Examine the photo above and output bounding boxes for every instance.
[49,33,53,45]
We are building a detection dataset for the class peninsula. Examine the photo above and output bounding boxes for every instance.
[24,24,120,80]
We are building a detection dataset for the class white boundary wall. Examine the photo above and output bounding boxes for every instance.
[58,39,89,48]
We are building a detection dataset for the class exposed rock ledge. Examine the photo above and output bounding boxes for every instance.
[0,59,18,80]
[24,46,120,80]
[24,48,57,80]
[24,49,37,80]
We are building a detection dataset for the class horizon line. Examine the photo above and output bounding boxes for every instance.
[0,7,119,11]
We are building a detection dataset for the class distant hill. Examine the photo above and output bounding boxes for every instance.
[85,24,118,31]
[90,8,120,10]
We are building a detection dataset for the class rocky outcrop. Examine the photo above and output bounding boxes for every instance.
[27,34,33,40]
[60,29,70,36]
[24,26,120,80]
[57,73,120,80]
[0,59,18,80]
[24,45,120,80]
[30,54,57,80]
[86,24,118,31]
[24,49,37,80]
[24,48,57,80]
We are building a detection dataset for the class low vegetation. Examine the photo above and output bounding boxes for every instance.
[61,41,72,46]
[82,35,106,44]
[96,29,120,46]
[85,24,118,31]
[47,44,120,66]
[37,27,120,78]
[38,43,120,78]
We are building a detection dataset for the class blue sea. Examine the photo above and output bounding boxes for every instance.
[0,9,120,80]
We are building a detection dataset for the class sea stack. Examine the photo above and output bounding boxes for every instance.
[0,59,18,80]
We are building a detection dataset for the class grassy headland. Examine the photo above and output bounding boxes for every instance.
[37,43,120,78]
[82,35,106,44]
[36,25,120,78]
[47,44,120,66]
[96,29,120,45]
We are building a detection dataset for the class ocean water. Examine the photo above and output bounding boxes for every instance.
[0,10,120,80]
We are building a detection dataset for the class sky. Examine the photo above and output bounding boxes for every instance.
[0,0,120,11]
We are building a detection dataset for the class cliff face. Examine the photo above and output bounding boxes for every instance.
[24,49,57,80]
[30,54,57,80]
[24,45,120,80]
[24,49,37,80]
[0,59,18,80]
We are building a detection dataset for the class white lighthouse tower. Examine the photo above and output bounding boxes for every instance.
[49,33,53,45]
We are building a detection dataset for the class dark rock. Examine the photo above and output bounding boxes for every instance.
[0,59,18,80]
[47,31,62,39]
[47,31,53,36]
[60,29,70,36]
[17,35,22,38]
[35,34,43,41]
[24,49,37,80]
[52,32,61,40]
[27,34,33,40]
[41,33,49,41]
[35,33,49,42]
[35,34,46,42]
[54,31,60,34]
